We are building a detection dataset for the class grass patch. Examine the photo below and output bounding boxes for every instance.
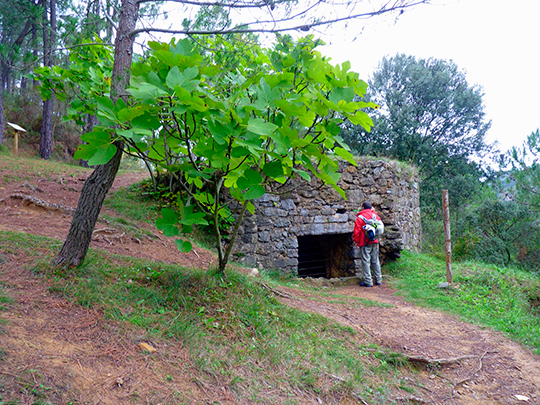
[386,250,540,354]
[1,231,410,404]
[48,260,399,402]
[104,182,158,223]
[0,285,12,311]
[0,152,90,183]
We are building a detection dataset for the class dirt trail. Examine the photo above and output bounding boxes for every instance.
[0,166,539,404]
[280,285,540,404]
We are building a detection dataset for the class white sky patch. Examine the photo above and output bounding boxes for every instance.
[134,0,539,153]
[318,0,540,153]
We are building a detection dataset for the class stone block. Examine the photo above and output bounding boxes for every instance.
[329,213,348,223]
[259,194,280,202]
[274,218,291,227]
[264,207,287,217]
[280,198,296,210]
[346,189,364,204]
[257,216,272,227]
[272,258,298,268]
[284,238,299,248]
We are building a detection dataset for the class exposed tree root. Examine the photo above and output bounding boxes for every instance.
[451,350,498,396]
[10,193,74,214]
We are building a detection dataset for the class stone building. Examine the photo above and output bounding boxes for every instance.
[232,158,421,278]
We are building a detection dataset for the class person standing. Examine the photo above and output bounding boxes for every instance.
[353,201,382,287]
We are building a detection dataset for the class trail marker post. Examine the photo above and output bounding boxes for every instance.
[442,189,453,283]
[7,122,27,155]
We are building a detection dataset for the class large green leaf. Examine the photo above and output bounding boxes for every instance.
[347,110,374,131]
[247,118,278,136]
[128,83,168,101]
[74,129,117,165]
[88,144,117,166]
[117,105,145,122]
[166,66,199,92]
[263,161,284,178]
[175,240,193,252]
[156,208,180,237]
[243,185,265,200]
[329,87,355,104]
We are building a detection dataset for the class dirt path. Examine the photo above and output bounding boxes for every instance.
[0,166,539,404]
[279,285,540,404]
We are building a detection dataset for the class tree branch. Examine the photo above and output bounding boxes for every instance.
[129,0,429,37]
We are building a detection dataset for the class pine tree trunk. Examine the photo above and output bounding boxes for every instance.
[39,0,56,160]
[54,141,123,267]
[54,0,139,268]
[40,97,53,158]
[0,66,4,144]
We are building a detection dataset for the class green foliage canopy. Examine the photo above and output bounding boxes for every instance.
[503,129,540,210]
[342,54,492,214]
[72,35,376,271]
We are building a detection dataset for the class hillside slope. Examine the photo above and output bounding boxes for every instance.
[0,157,539,404]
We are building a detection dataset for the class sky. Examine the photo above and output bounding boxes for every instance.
[317,0,540,153]
[149,0,539,154]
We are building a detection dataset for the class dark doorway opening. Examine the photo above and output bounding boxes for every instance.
[297,233,355,278]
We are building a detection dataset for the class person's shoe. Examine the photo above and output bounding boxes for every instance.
[374,281,382,286]
[359,282,373,287]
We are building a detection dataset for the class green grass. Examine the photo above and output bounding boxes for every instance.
[104,182,158,223]
[0,231,410,404]
[103,178,221,252]
[386,250,540,354]
[0,254,13,336]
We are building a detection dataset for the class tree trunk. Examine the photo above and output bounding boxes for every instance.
[54,141,124,267]
[39,0,56,160]
[54,0,140,267]
[219,200,248,273]
[0,66,4,144]
[40,97,53,158]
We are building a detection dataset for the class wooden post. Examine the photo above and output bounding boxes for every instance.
[442,189,452,283]
[7,122,27,155]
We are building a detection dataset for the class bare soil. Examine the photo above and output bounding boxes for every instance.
[0,165,539,404]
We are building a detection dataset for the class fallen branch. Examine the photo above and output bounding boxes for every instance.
[10,193,75,214]
[363,348,476,366]
[404,354,476,365]
[351,392,369,405]
[258,282,293,299]
[392,395,430,404]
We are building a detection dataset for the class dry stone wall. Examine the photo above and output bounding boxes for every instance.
[232,158,421,277]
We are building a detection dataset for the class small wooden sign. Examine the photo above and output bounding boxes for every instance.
[7,122,27,155]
